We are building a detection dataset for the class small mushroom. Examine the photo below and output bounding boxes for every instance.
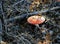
[27,15,45,29]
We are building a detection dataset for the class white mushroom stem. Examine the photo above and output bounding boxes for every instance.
[35,24,41,29]
[35,24,47,33]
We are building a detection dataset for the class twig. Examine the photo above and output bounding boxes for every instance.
[5,7,60,22]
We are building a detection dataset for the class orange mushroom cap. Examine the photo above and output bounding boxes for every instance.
[27,15,45,25]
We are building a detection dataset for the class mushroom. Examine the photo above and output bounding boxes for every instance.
[27,15,45,29]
